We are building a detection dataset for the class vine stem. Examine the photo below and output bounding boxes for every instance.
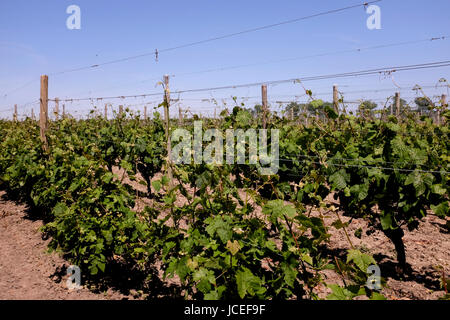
[333,210,355,250]
[318,207,329,234]
[284,215,299,249]
[334,256,347,287]
[443,269,448,294]
[283,215,314,300]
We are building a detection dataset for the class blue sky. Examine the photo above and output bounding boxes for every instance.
[0,0,449,118]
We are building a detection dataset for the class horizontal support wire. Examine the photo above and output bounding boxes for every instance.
[47,60,450,103]
[278,157,448,175]
[45,1,383,77]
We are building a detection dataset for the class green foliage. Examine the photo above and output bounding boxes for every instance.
[327,250,386,300]
[0,105,447,299]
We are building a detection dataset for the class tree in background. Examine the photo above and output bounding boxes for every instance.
[387,98,411,115]
[246,104,263,117]
[285,102,302,117]
[284,100,333,119]
[414,97,432,115]
[358,100,378,117]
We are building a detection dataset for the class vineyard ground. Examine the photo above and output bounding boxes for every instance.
[0,181,449,300]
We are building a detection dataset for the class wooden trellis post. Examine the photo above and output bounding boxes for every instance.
[13,104,17,122]
[62,104,66,119]
[178,106,183,125]
[262,84,268,129]
[395,92,400,118]
[40,75,48,151]
[31,108,35,121]
[144,105,147,121]
[439,94,447,125]
[164,75,173,183]
[304,104,308,126]
[54,98,59,120]
[104,104,108,119]
[333,85,339,114]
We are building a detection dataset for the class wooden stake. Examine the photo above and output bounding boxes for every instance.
[144,106,147,121]
[333,85,339,114]
[164,75,173,183]
[178,106,183,125]
[40,75,48,151]
[104,104,108,120]
[395,92,400,118]
[54,98,59,120]
[14,104,17,122]
[303,104,308,126]
[262,85,268,129]
[439,94,447,125]
[62,104,66,119]
[31,108,35,121]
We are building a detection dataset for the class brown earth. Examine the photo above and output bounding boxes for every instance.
[0,185,448,300]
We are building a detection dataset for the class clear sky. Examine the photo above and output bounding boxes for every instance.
[1,0,449,118]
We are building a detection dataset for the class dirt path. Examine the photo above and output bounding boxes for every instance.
[0,191,124,300]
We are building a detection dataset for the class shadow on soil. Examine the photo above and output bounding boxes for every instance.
[50,261,183,299]
[373,256,442,292]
